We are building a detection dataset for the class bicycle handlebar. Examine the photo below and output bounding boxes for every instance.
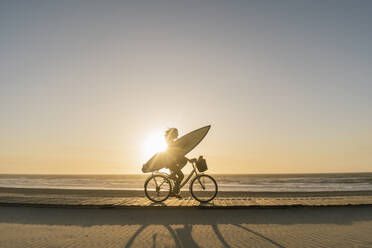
[188,158,197,163]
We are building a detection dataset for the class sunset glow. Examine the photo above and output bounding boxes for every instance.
[142,132,167,162]
[0,1,371,174]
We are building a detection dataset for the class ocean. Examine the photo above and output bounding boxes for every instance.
[0,173,371,192]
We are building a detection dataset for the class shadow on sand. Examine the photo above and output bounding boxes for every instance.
[1,206,372,247]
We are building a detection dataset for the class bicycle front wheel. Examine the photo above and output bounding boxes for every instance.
[144,174,172,202]
[190,174,218,203]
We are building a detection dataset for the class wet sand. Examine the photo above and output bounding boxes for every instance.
[0,206,372,247]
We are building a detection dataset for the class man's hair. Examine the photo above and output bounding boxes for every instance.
[165,128,178,140]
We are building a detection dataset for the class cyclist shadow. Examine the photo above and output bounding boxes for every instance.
[123,208,287,248]
[124,222,285,248]
[125,223,198,248]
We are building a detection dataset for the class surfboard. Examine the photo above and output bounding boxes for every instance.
[142,125,211,173]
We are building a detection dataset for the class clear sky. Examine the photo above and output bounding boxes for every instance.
[1,0,371,174]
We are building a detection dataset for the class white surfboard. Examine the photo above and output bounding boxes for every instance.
[142,125,211,173]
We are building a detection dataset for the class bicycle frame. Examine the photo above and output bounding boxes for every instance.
[179,160,200,189]
[151,158,202,190]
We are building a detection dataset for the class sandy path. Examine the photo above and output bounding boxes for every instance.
[0,206,372,248]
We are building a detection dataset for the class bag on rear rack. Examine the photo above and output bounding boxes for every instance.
[196,156,208,172]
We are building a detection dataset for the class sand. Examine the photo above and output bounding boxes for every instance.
[0,206,372,248]
[1,187,372,247]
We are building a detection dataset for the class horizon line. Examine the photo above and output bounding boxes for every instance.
[0,171,371,176]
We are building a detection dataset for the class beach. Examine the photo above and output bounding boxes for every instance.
[1,174,372,247]
[1,173,372,193]
[0,187,372,247]
[1,206,372,248]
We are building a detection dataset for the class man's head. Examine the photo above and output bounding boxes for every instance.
[165,127,178,141]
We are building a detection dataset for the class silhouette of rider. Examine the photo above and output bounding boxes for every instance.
[164,128,187,198]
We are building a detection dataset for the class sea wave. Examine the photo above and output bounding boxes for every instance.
[0,173,371,192]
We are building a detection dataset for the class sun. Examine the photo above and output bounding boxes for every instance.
[143,131,167,161]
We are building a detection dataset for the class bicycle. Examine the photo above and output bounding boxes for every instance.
[144,157,218,203]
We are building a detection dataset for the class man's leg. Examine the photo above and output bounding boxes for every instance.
[175,168,184,186]
[172,166,183,195]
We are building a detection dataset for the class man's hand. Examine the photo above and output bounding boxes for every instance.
[189,158,197,163]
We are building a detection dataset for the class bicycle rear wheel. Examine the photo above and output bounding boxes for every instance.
[144,174,172,202]
[190,174,218,203]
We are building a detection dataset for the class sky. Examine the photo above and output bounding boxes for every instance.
[0,0,371,174]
